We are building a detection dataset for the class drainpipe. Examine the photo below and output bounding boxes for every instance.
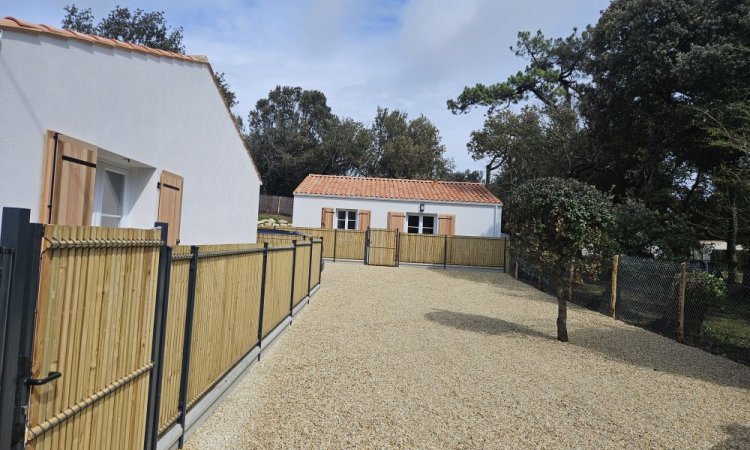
[492,205,498,237]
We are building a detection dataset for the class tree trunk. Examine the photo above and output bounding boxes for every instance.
[727,187,738,284]
[556,274,569,342]
[485,163,492,186]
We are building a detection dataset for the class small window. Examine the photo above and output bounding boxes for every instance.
[407,214,437,234]
[94,164,127,227]
[422,215,435,235]
[336,209,357,230]
[407,215,420,234]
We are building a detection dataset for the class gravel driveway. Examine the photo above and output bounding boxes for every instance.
[184,263,750,449]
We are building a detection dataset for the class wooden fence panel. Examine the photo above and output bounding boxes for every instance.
[310,241,322,286]
[186,245,263,409]
[293,244,311,306]
[26,225,161,450]
[447,236,506,267]
[333,230,366,260]
[157,246,192,434]
[262,249,294,337]
[367,229,397,266]
[399,234,445,264]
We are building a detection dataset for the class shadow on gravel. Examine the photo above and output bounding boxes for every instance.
[424,309,554,340]
[710,424,750,449]
[425,309,750,390]
[570,325,750,390]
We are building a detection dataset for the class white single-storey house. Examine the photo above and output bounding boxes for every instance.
[293,175,503,236]
[0,17,261,245]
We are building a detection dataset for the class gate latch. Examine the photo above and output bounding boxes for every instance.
[25,371,62,386]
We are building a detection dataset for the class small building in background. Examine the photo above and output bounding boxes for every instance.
[0,17,261,245]
[292,174,503,237]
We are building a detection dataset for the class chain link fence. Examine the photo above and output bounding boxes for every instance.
[513,253,750,366]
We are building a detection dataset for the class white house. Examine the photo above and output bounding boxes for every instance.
[293,175,503,236]
[0,17,261,245]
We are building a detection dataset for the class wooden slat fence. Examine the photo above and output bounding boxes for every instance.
[259,226,507,269]
[26,225,161,450]
[2,209,324,450]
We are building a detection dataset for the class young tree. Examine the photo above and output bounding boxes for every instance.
[62,4,240,115]
[506,178,614,341]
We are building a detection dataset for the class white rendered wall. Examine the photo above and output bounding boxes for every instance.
[0,29,260,244]
[293,195,502,237]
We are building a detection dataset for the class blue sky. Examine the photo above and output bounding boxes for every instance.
[6,0,611,172]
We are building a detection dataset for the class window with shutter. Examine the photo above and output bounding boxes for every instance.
[40,132,98,225]
[157,171,184,246]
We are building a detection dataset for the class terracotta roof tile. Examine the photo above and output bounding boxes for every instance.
[0,16,206,65]
[295,175,502,205]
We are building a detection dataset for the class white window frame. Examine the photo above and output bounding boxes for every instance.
[335,209,358,230]
[92,161,130,227]
[406,213,438,235]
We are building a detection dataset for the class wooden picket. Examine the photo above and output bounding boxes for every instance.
[26,225,161,450]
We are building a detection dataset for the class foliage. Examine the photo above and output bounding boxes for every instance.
[62,4,240,116]
[451,0,750,270]
[467,106,594,193]
[442,169,483,182]
[63,4,184,52]
[612,200,697,258]
[507,178,614,341]
[684,271,728,337]
[447,29,588,113]
[363,108,454,180]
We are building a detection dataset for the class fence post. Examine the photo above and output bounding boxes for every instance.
[677,261,687,343]
[504,240,509,273]
[318,240,324,286]
[144,223,172,450]
[176,246,199,448]
[289,240,297,318]
[364,228,369,265]
[257,243,269,356]
[333,228,337,262]
[443,235,448,269]
[395,229,400,267]
[0,208,43,450]
[609,255,619,319]
[307,237,313,295]
[514,247,519,279]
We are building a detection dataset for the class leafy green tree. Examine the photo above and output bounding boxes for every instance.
[447,30,588,113]
[246,86,371,196]
[62,4,240,117]
[63,4,184,52]
[612,200,697,259]
[365,107,454,179]
[507,178,614,341]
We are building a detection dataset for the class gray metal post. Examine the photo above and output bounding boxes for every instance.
[144,223,172,450]
[0,208,43,450]
[177,246,200,448]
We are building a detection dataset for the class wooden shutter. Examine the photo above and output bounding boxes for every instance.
[357,210,371,231]
[321,207,334,229]
[40,132,97,225]
[438,214,456,236]
[387,211,405,232]
[157,171,184,246]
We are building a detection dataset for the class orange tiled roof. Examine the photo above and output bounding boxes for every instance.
[0,16,207,64]
[295,175,502,205]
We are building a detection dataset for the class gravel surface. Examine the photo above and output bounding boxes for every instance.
[185,263,750,449]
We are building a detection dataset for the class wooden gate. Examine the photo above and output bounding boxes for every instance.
[366,229,398,267]
[24,224,162,450]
